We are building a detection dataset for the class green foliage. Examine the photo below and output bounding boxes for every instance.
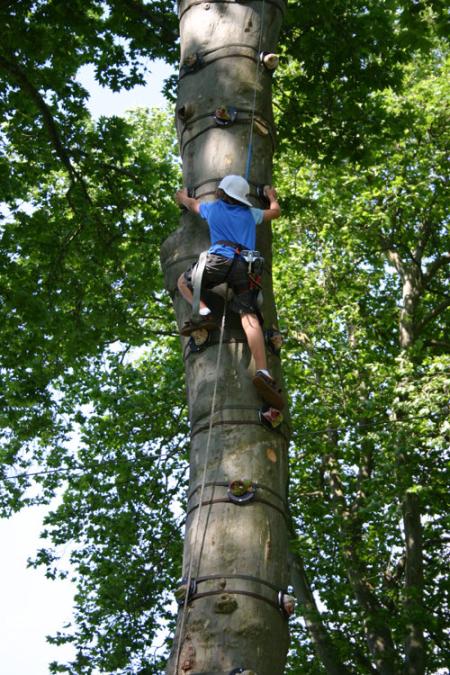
[274,47,449,673]
[278,0,448,162]
[0,105,181,510]
[31,346,188,673]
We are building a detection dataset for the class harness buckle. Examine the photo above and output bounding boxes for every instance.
[240,250,264,275]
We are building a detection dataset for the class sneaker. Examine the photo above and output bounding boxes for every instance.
[253,370,284,410]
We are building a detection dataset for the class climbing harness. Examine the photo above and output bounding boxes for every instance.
[190,250,209,322]
[241,249,264,294]
[187,240,264,342]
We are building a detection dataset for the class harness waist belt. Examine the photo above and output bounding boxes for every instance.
[215,241,264,265]
[215,239,246,252]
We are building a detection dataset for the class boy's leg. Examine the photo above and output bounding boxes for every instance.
[240,313,267,372]
[177,269,220,336]
[241,312,284,410]
[177,273,210,312]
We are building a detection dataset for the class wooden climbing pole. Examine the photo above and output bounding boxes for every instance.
[160,1,290,673]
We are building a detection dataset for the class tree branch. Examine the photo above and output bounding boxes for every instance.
[416,297,450,334]
[422,339,450,352]
[422,253,450,288]
[288,550,353,675]
[384,247,405,278]
[0,51,93,206]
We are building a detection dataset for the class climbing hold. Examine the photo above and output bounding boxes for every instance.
[175,577,197,605]
[253,371,284,410]
[180,637,196,672]
[177,103,195,121]
[188,328,210,353]
[214,593,238,614]
[265,327,283,356]
[214,105,238,127]
[278,590,296,618]
[180,315,220,336]
[180,52,204,75]
[260,51,280,70]
[178,186,196,213]
[254,118,269,137]
[256,184,270,207]
[266,447,277,463]
[259,405,283,431]
[227,479,256,504]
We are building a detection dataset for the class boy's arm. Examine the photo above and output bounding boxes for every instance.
[262,186,281,222]
[175,188,201,215]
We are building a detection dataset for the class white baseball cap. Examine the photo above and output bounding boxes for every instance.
[218,175,252,207]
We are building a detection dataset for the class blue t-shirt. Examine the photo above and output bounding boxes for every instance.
[199,200,264,258]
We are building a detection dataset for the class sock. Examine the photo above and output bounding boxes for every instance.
[199,307,211,316]
[257,369,271,378]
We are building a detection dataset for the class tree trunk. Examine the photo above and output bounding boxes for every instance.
[386,248,426,673]
[402,492,425,675]
[161,1,289,673]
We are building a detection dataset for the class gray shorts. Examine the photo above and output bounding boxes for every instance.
[184,253,260,315]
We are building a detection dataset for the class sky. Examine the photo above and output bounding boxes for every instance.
[0,59,174,675]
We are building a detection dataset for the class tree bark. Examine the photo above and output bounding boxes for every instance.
[161,1,289,673]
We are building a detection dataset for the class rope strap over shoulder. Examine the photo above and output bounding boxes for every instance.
[191,250,209,320]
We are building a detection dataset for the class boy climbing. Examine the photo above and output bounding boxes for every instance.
[175,174,284,411]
